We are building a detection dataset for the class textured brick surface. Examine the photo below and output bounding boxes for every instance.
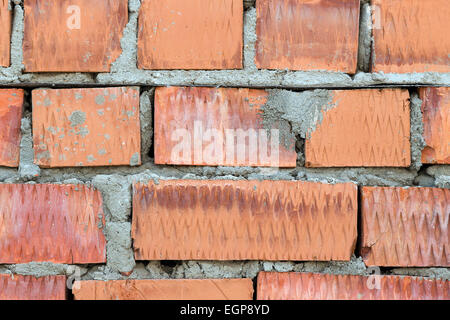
[255,0,360,72]
[372,0,450,73]
[154,87,297,167]
[0,0,11,67]
[0,275,67,300]
[420,87,450,164]
[132,180,357,261]
[138,0,242,70]
[33,87,141,168]
[257,272,450,300]
[73,279,253,300]
[23,0,127,72]
[0,89,24,167]
[361,187,449,267]
[0,184,106,264]
[305,89,411,167]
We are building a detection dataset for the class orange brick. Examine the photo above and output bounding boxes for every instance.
[154,87,297,167]
[419,87,450,164]
[305,89,411,167]
[132,180,357,261]
[0,89,24,167]
[0,275,67,300]
[138,0,242,70]
[0,184,106,264]
[32,87,141,168]
[255,0,360,72]
[73,279,253,300]
[361,187,449,267]
[257,272,450,300]
[0,0,11,67]
[23,0,127,72]
[372,0,450,73]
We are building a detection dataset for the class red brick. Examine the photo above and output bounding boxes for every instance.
[361,187,449,267]
[138,0,242,70]
[0,184,106,264]
[23,0,127,72]
[257,272,450,300]
[0,275,67,300]
[419,87,450,164]
[305,89,411,167]
[255,0,360,72]
[372,0,450,73]
[32,87,141,168]
[154,87,297,167]
[73,279,253,300]
[0,89,24,167]
[132,180,357,261]
[0,0,11,67]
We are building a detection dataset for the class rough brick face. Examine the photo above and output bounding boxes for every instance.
[372,0,450,73]
[0,89,24,167]
[23,0,127,72]
[420,87,450,164]
[305,89,411,167]
[0,275,67,300]
[138,0,243,70]
[0,0,11,67]
[255,0,360,72]
[132,180,357,261]
[361,187,449,267]
[32,87,141,168]
[0,184,106,264]
[73,279,253,300]
[257,272,450,300]
[154,87,297,167]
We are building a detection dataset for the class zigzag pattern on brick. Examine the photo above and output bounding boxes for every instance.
[361,187,449,267]
[0,184,106,264]
[0,274,66,300]
[305,89,411,167]
[257,272,450,300]
[132,180,358,261]
[32,87,141,167]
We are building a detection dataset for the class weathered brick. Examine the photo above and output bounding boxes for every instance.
[0,0,11,67]
[419,87,450,164]
[138,0,242,70]
[255,0,360,72]
[23,0,127,72]
[0,275,67,300]
[32,87,141,168]
[305,89,411,167]
[132,180,357,261]
[361,187,449,267]
[0,89,24,167]
[372,0,450,73]
[257,272,450,300]
[0,184,106,264]
[154,87,297,167]
[73,279,253,300]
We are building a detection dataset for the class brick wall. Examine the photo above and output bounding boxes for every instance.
[0,0,448,301]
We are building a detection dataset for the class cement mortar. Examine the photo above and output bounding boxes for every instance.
[260,89,336,144]
[18,113,40,181]
[357,2,372,73]
[0,0,448,287]
[104,222,135,274]
[409,92,426,171]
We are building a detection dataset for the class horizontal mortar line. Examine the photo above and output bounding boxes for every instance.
[0,83,448,90]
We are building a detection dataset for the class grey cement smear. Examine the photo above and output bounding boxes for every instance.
[0,3,449,87]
